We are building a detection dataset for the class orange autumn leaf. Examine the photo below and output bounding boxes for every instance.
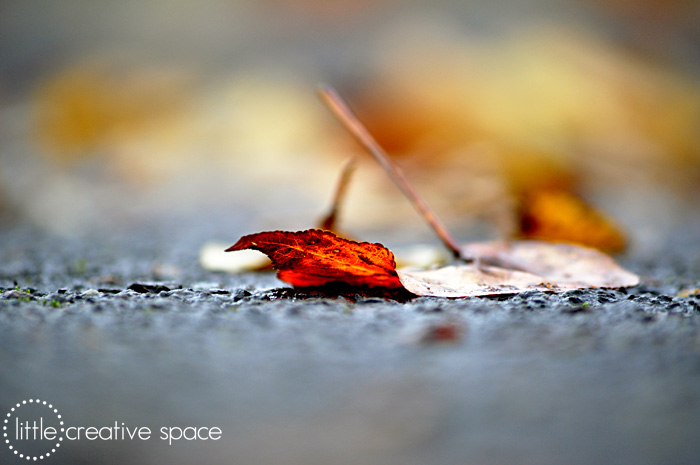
[226,229,403,288]
[515,188,627,253]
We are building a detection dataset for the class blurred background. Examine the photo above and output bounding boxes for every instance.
[2,4,700,465]
[1,0,699,253]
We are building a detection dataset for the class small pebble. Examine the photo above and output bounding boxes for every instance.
[2,290,34,300]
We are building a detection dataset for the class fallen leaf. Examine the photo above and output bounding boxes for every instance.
[676,288,700,298]
[515,188,627,253]
[461,240,639,288]
[34,61,191,164]
[397,264,556,297]
[398,240,638,297]
[227,229,639,297]
[226,229,403,288]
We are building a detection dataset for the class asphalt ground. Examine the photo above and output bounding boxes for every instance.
[1,217,699,465]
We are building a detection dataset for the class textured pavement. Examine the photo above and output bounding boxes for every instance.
[1,218,699,465]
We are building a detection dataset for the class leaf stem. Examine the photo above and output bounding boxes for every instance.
[318,156,357,232]
[318,84,464,260]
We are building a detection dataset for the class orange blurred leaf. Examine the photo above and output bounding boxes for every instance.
[226,229,403,288]
[515,188,627,253]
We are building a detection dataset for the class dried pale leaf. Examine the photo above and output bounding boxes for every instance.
[398,239,639,298]
[397,264,567,297]
[461,240,639,288]
[199,241,270,273]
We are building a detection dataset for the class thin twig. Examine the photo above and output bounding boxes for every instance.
[318,84,464,260]
[318,156,357,232]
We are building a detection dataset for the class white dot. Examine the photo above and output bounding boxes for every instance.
[11,408,15,412]
[29,400,33,403]
[60,428,64,432]
[42,402,46,405]
[47,405,52,409]
[3,419,7,424]
[56,443,60,447]
[60,421,64,425]
[6,413,10,417]
[46,453,51,457]
[6,439,9,443]
[15,403,21,408]
[14,450,18,454]
[2,425,5,429]
[53,409,57,414]
[56,415,61,419]
[22,401,26,404]
[9,444,13,449]
[59,437,63,441]
[19,454,23,458]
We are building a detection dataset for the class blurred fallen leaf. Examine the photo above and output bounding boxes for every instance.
[33,60,192,165]
[675,288,700,298]
[500,151,628,253]
[200,241,271,273]
[515,187,627,253]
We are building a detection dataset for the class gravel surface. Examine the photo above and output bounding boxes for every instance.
[1,219,700,465]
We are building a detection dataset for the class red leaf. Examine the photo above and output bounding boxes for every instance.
[226,229,403,288]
